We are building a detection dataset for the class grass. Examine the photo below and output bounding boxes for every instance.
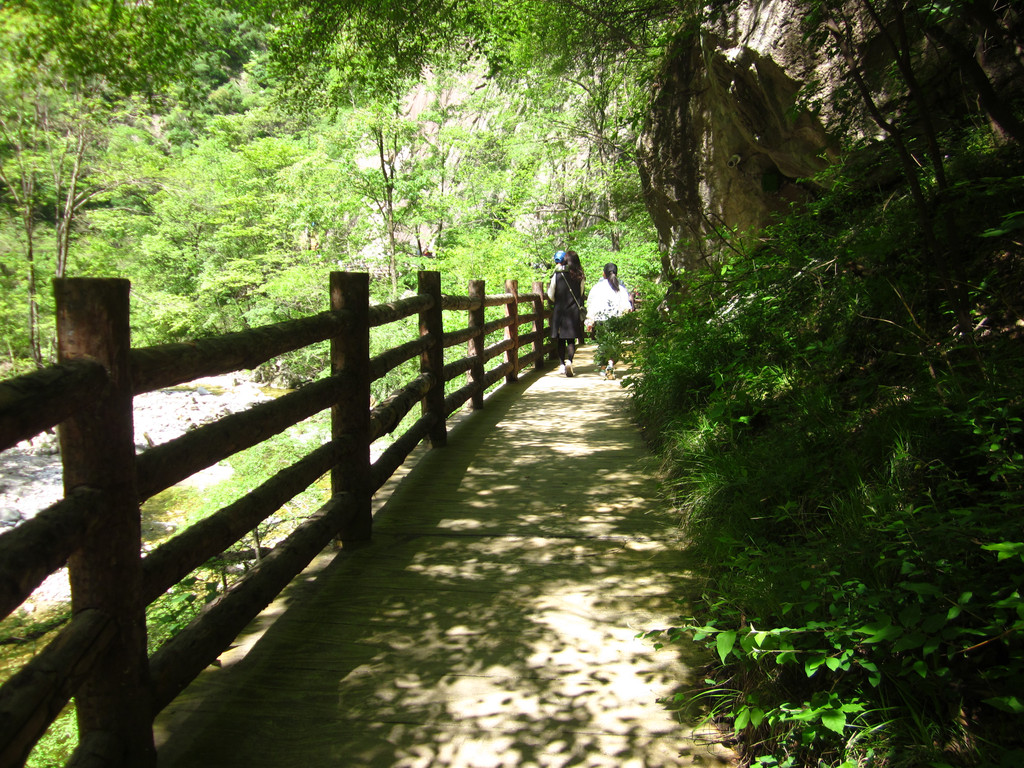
[625,135,1024,766]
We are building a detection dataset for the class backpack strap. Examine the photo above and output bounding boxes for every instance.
[559,272,583,309]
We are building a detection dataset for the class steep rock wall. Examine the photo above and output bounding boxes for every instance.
[638,1,856,275]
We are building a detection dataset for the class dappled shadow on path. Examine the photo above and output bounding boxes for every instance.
[155,347,736,768]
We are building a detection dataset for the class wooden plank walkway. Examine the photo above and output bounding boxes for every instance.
[154,345,736,768]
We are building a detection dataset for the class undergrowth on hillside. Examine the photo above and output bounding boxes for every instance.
[629,135,1024,766]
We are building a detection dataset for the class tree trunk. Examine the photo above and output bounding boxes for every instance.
[861,0,948,188]
[375,126,399,297]
[926,22,1024,144]
[27,241,42,368]
[967,0,1024,72]
[0,139,43,367]
[54,132,88,279]
[827,14,978,350]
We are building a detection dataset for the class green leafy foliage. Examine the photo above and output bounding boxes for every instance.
[632,130,1024,766]
[3,0,227,95]
[25,704,76,767]
[146,576,220,653]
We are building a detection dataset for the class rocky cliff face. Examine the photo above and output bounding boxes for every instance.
[637,1,862,275]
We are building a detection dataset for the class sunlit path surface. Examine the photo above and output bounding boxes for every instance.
[154,345,736,768]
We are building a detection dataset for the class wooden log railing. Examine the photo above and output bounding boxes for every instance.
[0,271,553,768]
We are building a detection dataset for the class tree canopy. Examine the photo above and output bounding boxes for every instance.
[3,2,1024,763]
[1,0,666,376]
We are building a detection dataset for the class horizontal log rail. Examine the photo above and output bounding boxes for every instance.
[442,325,476,349]
[369,411,439,495]
[368,334,435,382]
[444,376,482,417]
[147,491,359,713]
[482,314,515,336]
[366,293,434,328]
[484,337,515,362]
[483,360,514,390]
[0,271,554,768]
[369,373,435,439]
[129,310,354,396]
[443,354,475,381]
[0,609,116,768]
[482,292,518,307]
[0,489,99,619]
[139,438,353,605]
[519,345,547,371]
[134,373,355,502]
[518,310,542,326]
[437,294,479,312]
[0,361,110,453]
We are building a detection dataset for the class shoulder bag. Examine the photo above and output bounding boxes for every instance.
[560,272,587,324]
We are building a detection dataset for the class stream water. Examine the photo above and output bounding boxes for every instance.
[0,374,276,608]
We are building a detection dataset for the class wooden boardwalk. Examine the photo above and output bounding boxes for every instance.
[154,346,736,768]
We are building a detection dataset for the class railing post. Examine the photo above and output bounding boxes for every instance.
[331,271,372,542]
[532,280,547,371]
[418,271,446,447]
[468,279,485,411]
[504,279,519,383]
[54,278,155,767]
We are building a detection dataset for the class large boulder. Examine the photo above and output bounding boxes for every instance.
[637,1,860,275]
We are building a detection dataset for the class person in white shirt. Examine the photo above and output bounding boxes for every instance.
[585,262,633,378]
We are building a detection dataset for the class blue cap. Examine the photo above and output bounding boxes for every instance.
[554,250,566,264]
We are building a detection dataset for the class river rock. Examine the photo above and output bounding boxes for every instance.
[0,374,275,527]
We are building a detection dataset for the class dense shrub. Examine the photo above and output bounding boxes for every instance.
[631,136,1024,766]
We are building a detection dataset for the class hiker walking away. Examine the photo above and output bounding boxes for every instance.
[547,250,586,377]
[585,262,633,379]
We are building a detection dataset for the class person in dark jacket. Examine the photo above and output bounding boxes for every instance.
[546,250,586,377]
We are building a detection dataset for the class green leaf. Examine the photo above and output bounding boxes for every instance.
[899,603,922,626]
[859,620,903,644]
[894,630,927,652]
[692,625,716,642]
[982,542,1024,561]
[858,660,882,687]
[804,654,827,677]
[776,650,798,665]
[740,631,758,654]
[992,591,1023,610]
[820,708,847,734]
[983,696,1024,714]
[901,581,942,597]
[717,630,737,664]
